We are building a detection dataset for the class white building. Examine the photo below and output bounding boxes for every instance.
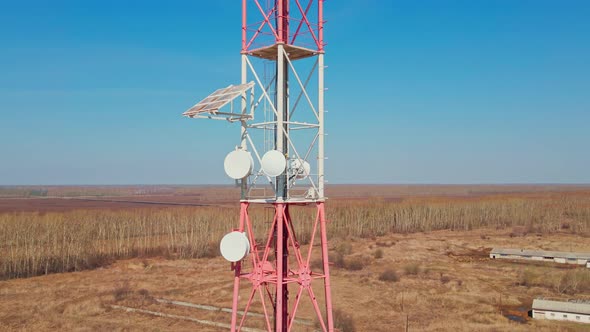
[490,248,590,267]
[532,299,590,324]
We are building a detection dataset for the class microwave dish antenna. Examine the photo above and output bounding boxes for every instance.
[220,231,250,262]
[224,150,254,180]
[261,150,287,177]
[290,159,311,180]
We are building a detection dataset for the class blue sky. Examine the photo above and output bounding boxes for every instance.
[0,0,589,185]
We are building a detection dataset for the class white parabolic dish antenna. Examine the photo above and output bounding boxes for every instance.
[224,150,253,179]
[220,231,250,262]
[261,150,286,177]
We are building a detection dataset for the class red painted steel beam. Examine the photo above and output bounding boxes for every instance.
[243,0,323,52]
[318,0,324,50]
[290,0,313,45]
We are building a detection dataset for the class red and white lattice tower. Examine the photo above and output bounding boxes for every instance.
[183,1,332,331]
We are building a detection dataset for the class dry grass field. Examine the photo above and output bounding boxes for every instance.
[0,185,589,331]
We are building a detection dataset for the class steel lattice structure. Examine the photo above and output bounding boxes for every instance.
[184,1,332,331]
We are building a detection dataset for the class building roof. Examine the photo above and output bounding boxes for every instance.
[533,299,590,315]
[491,248,590,260]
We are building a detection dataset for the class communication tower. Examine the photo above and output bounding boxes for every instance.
[183,1,332,331]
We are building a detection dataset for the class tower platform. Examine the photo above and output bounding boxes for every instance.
[244,43,320,61]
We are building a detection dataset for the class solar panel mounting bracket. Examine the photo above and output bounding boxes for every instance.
[182,82,255,122]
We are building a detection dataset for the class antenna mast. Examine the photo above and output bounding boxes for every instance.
[183,1,332,331]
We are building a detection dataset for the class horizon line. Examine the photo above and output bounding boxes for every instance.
[1,183,590,187]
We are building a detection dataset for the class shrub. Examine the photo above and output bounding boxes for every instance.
[344,257,365,271]
[373,249,384,259]
[555,269,590,295]
[336,242,353,256]
[113,282,132,301]
[403,263,421,275]
[333,309,356,332]
[516,269,536,288]
[379,269,399,282]
[332,253,346,269]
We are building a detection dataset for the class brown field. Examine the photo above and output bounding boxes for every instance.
[0,185,589,331]
[1,184,589,212]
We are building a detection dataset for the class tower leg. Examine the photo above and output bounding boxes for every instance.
[230,263,241,332]
[275,203,288,332]
[319,202,334,332]
[282,205,290,331]
[231,202,249,332]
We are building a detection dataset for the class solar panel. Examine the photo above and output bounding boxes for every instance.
[183,82,255,117]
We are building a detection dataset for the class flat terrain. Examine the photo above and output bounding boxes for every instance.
[0,185,589,331]
[1,184,589,213]
[0,196,214,213]
[0,228,588,331]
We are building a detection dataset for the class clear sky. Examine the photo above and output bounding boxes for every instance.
[1,0,589,185]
